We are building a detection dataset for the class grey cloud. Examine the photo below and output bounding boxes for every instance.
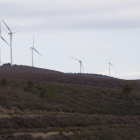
[1,0,140,17]
[0,0,140,31]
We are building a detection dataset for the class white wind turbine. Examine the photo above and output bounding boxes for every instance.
[0,20,10,66]
[29,34,43,67]
[2,19,19,66]
[70,54,88,73]
[108,57,115,76]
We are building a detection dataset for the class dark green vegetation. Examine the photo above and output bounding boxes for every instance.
[0,77,8,86]
[122,83,133,99]
[0,70,140,139]
[40,84,58,101]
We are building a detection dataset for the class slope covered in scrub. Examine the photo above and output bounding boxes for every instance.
[0,66,140,139]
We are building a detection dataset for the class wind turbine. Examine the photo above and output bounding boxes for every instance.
[70,54,88,73]
[2,19,19,66]
[108,59,115,77]
[0,20,10,66]
[30,34,43,67]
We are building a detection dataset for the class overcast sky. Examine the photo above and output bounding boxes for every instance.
[0,0,140,79]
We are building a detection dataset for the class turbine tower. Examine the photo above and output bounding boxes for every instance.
[70,54,88,73]
[30,34,43,67]
[2,19,19,66]
[0,20,10,66]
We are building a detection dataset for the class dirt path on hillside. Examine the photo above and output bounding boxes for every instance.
[0,109,88,118]
[13,132,59,138]
[13,132,73,138]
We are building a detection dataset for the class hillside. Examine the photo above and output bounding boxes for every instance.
[0,64,62,74]
[68,73,117,79]
[1,64,117,79]
[0,66,140,139]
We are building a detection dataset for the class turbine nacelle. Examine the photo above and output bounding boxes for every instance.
[8,31,20,35]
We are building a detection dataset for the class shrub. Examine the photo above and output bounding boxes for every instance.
[24,85,29,92]
[0,77,8,86]
[37,83,43,90]
[122,83,133,99]
[40,84,58,101]
[28,79,34,88]
[23,79,34,92]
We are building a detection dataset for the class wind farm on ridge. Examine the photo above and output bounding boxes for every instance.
[0,18,138,79]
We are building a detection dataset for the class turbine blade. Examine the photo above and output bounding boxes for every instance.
[0,20,1,36]
[69,56,79,61]
[102,63,109,66]
[26,48,31,51]
[33,34,35,48]
[33,48,43,57]
[1,36,10,46]
[12,31,20,34]
[1,19,12,33]
[110,63,115,68]
[109,55,112,62]
[82,53,89,61]
[81,62,84,73]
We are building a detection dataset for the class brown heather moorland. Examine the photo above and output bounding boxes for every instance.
[0,65,140,139]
